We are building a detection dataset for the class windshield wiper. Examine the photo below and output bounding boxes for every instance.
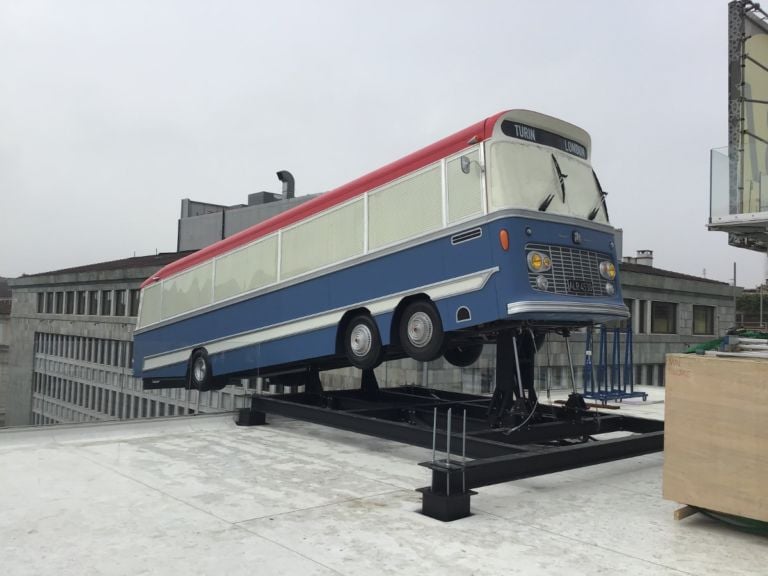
[588,170,608,221]
[551,154,567,201]
[539,193,555,212]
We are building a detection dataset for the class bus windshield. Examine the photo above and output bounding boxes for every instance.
[487,140,608,224]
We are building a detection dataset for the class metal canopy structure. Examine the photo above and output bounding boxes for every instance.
[710,1,768,251]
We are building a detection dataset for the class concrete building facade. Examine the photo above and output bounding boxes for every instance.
[0,278,11,426]
[5,255,249,427]
[177,192,317,252]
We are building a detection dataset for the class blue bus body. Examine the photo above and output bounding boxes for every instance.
[134,211,625,386]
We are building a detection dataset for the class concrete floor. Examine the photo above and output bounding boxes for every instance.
[0,389,765,576]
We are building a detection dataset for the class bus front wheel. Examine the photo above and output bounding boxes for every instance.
[344,314,383,370]
[444,343,483,367]
[189,349,212,390]
[399,301,445,362]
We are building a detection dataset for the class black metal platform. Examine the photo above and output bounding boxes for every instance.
[246,383,664,520]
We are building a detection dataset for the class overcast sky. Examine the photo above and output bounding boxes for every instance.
[1,0,765,287]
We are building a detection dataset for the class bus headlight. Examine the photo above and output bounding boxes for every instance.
[599,261,616,280]
[536,275,549,290]
[527,251,552,272]
[605,282,615,295]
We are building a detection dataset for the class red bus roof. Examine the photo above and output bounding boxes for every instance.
[142,110,507,287]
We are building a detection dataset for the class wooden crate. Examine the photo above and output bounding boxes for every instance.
[663,353,768,522]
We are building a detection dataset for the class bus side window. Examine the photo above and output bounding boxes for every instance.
[137,283,162,328]
[447,149,483,223]
[214,235,278,301]
[368,164,442,250]
[161,262,213,320]
[281,199,364,280]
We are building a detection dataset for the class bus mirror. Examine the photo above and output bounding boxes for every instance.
[460,156,471,174]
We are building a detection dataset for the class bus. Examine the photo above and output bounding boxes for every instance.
[133,109,628,390]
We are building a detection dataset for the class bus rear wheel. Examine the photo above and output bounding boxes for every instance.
[344,314,383,370]
[399,301,445,362]
[189,349,212,390]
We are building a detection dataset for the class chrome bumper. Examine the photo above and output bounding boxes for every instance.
[507,301,630,319]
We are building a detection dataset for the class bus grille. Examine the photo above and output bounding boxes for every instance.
[525,243,611,297]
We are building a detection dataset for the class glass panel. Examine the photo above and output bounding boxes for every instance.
[282,200,364,279]
[76,291,86,315]
[161,262,213,319]
[65,291,74,314]
[115,290,127,316]
[214,235,278,301]
[129,289,140,316]
[368,165,442,250]
[447,149,483,224]
[693,305,714,335]
[488,141,607,223]
[651,301,677,334]
[88,291,98,315]
[138,283,162,327]
[101,290,112,316]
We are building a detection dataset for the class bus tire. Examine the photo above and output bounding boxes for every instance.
[189,349,212,391]
[399,300,444,362]
[344,314,383,370]
[444,343,483,367]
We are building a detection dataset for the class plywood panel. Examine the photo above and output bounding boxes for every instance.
[663,354,768,522]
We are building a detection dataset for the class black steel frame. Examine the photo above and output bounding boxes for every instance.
[244,327,663,521]
[248,382,664,519]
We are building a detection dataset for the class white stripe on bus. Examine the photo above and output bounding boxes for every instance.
[142,267,498,373]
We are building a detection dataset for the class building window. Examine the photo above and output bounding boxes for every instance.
[101,290,113,316]
[129,289,140,317]
[651,301,677,334]
[37,293,45,313]
[55,292,64,314]
[76,291,86,315]
[88,291,99,315]
[65,291,75,314]
[638,300,647,333]
[115,290,127,316]
[693,305,715,335]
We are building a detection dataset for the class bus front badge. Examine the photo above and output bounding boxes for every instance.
[572,231,582,244]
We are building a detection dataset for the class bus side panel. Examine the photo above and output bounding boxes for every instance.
[134,230,494,377]
[208,325,338,377]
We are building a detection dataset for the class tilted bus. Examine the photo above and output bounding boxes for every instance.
[133,109,628,390]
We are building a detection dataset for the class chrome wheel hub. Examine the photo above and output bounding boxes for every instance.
[193,357,207,382]
[407,312,433,348]
[350,324,373,357]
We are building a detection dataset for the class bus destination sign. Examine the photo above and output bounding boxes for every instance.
[501,120,588,160]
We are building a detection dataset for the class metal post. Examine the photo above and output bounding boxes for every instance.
[432,407,437,464]
[564,333,577,393]
[196,386,201,415]
[512,334,525,398]
[733,261,737,326]
[462,409,467,494]
[446,407,452,496]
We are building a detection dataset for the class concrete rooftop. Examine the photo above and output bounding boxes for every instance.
[0,387,765,576]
